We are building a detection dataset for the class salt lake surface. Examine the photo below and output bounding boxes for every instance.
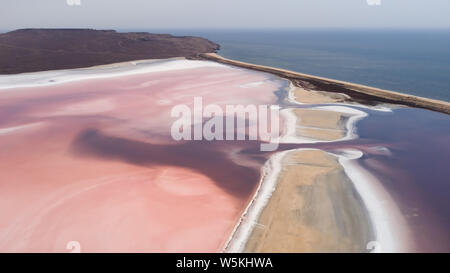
[0,59,449,252]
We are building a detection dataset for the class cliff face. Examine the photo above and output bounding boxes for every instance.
[0,29,220,74]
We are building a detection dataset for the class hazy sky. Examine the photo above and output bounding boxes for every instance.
[1,0,450,31]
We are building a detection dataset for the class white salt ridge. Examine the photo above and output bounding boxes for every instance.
[0,59,228,90]
[334,149,412,252]
[223,150,291,253]
[276,83,392,144]
[0,123,42,136]
[317,103,393,113]
[239,81,266,88]
[287,82,302,105]
[276,105,367,144]
[314,105,368,141]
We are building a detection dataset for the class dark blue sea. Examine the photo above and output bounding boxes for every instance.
[144,29,450,102]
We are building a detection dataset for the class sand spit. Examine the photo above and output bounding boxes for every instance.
[244,149,373,253]
[292,86,348,104]
[226,147,412,253]
[200,53,450,115]
[223,69,412,252]
[224,105,375,252]
[293,108,344,141]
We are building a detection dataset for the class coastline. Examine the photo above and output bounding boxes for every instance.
[0,29,220,74]
[200,53,450,115]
